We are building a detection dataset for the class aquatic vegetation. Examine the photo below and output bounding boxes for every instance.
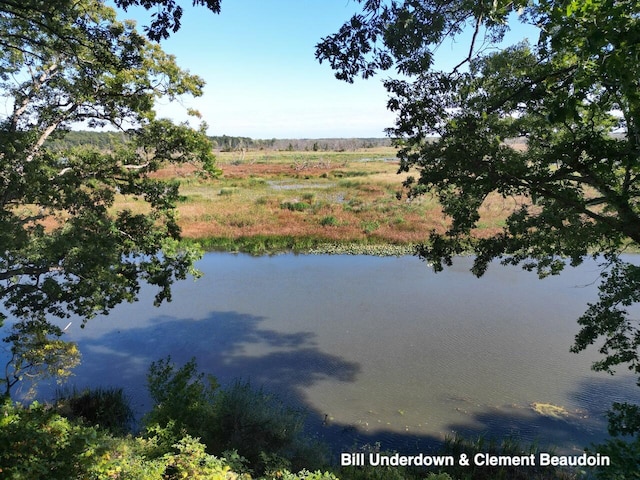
[531,403,570,421]
[308,243,415,256]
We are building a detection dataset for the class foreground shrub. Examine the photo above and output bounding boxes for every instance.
[589,437,640,480]
[0,399,162,479]
[279,471,340,480]
[336,443,441,480]
[0,399,111,479]
[55,386,135,435]
[144,357,328,474]
[211,380,304,457]
[162,435,244,480]
[1,399,332,479]
[439,435,577,480]
[589,402,640,480]
[143,356,219,453]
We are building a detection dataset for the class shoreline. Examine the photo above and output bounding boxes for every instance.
[190,235,640,259]
[192,235,420,256]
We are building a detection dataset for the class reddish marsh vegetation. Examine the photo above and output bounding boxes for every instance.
[145,147,517,253]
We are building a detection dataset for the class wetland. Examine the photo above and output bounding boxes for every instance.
[22,142,640,459]
[144,146,511,254]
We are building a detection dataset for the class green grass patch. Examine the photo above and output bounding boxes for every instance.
[332,170,370,178]
[361,220,380,234]
[280,201,311,211]
[320,215,339,226]
[342,198,365,212]
[301,192,316,203]
[337,179,362,188]
[248,176,267,185]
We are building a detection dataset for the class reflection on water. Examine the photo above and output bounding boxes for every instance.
[27,254,640,453]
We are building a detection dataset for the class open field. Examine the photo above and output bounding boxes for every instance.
[146,146,514,254]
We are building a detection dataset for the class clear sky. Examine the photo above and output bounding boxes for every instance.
[115,1,537,139]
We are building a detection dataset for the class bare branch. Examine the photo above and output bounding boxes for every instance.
[11,63,59,128]
[122,162,150,170]
[452,14,483,74]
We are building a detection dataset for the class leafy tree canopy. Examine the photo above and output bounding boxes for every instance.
[317,0,640,416]
[0,0,222,43]
[116,0,222,41]
[0,0,219,395]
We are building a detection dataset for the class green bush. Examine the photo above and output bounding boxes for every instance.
[162,435,243,480]
[0,399,252,479]
[143,356,219,454]
[0,399,109,479]
[143,357,329,475]
[279,471,340,480]
[439,435,576,480]
[281,201,311,211]
[55,386,135,435]
[0,387,334,479]
[212,380,304,457]
[589,402,640,480]
[336,444,429,480]
[0,399,158,479]
[589,437,640,479]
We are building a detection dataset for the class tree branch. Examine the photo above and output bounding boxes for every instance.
[452,14,482,73]
[11,63,60,129]
[0,265,51,282]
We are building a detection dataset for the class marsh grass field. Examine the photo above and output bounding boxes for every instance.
[143,146,516,254]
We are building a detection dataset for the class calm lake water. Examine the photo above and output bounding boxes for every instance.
[25,253,640,454]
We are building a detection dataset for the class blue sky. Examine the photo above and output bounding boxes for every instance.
[116,1,537,139]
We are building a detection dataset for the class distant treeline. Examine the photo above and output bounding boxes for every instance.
[211,135,392,152]
[46,131,392,152]
[46,130,130,151]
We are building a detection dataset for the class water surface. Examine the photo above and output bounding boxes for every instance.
[35,254,640,453]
